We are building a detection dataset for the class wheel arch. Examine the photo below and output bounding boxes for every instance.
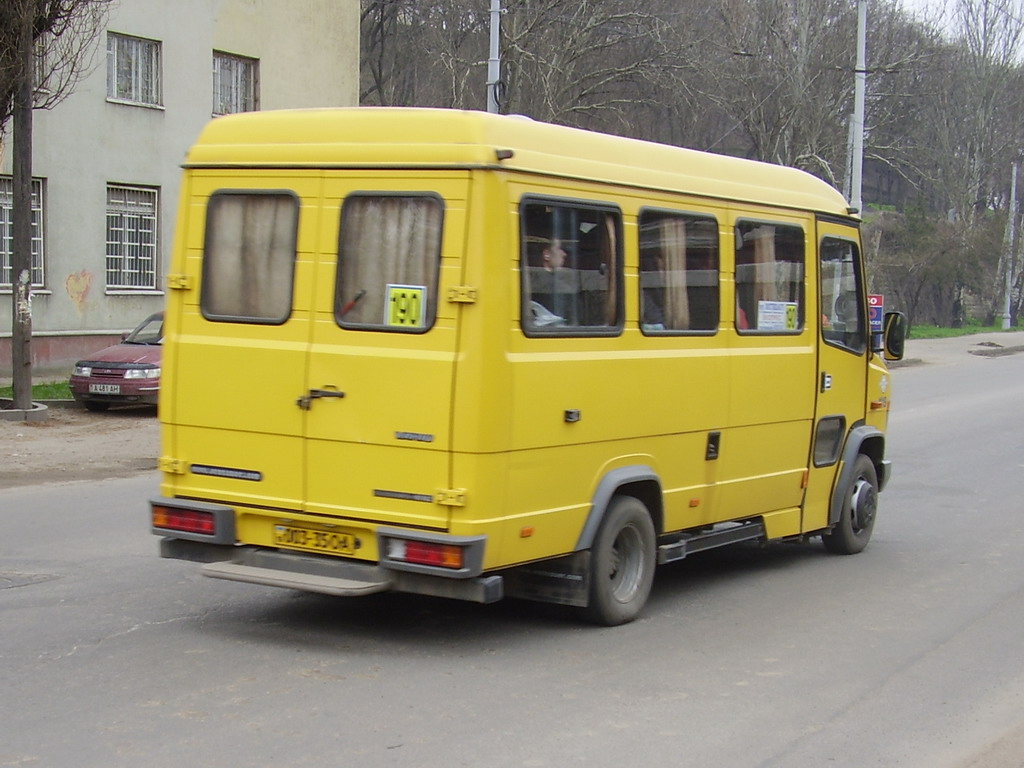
[829,425,886,526]
[575,465,663,552]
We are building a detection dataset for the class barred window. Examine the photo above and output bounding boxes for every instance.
[0,177,45,289]
[106,184,158,290]
[213,51,259,115]
[107,33,161,106]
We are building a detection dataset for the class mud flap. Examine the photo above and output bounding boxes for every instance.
[503,551,591,607]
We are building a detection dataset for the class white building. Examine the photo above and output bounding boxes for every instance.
[1,0,359,378]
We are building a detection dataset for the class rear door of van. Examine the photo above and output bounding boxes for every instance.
[166,174,317,512]
[302,173,469,531]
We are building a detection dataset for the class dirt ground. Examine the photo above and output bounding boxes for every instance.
[0,405,159,489]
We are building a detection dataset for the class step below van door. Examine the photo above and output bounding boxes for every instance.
[302,175,469,531]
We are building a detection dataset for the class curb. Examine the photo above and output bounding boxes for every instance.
[0,400,50,423]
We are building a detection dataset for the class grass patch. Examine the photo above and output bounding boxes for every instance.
[909,320,1024,340]
[0,380,73,399]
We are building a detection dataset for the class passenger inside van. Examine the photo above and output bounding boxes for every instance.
[542,239,567,271]
[526,236,574,324]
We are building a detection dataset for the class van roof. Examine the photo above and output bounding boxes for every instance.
[186,107,853,218]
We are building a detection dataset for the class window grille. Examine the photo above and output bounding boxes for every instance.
[106,184,158,290]
[107,33,161,106]
[213,51,259,115]
[0,177,45,288]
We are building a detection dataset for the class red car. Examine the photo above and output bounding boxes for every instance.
[69,312,163,411]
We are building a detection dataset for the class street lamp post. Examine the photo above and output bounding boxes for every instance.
[487,0,502,113]
[849,0,867,214]
[1002,160,1019,330]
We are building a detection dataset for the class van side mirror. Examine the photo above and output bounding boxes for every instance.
[878,311,907,361]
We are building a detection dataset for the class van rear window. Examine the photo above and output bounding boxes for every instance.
[335,195,443,332]
[201,192,298,324]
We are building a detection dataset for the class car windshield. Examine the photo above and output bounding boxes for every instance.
[124,313,164,345]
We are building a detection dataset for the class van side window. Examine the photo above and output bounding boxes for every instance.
[521,200,622,335]
[638,211,719,334]
[201,192,298,324]
[335,194,443,332]
[820,237,866,354]
[735,221,804,333]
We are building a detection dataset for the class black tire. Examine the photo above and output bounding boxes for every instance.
[83,401,110,412]
[583,495,656,626]
[822,454,879,555]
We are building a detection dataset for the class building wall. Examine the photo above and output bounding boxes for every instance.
[0,0,359,378]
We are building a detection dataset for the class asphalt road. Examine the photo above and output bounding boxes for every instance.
[2,336,1024,768]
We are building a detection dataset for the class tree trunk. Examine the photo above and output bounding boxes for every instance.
[11,10,33,410]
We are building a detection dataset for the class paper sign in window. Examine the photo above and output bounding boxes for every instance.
[757,301,799,331]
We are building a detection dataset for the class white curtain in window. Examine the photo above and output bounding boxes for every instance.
[338,197,442,326]
[660,217,690,330]
[751,225,779,303]
[204,195,295,320]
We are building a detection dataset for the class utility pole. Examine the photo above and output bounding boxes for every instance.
[486,0,501,113]
[1001,160,1018,330]
[849,0,867,214]
[11,7,34,410]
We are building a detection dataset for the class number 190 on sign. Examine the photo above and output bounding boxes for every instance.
[386,284,427,328]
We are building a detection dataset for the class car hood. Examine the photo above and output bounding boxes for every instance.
[78,343,162,366]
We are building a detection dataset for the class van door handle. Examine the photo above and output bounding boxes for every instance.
[296,388,346,410]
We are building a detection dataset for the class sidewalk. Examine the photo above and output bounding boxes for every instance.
[895,330,1024,368]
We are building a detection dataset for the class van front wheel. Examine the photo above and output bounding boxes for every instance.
[822,454,879,555]
[583,495,656,626]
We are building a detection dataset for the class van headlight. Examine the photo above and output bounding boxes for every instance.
[124,367,161,379]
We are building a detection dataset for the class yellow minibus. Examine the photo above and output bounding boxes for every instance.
[151,108,906,625]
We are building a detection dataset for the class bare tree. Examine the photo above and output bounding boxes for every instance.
[1,0,109,126]
[499,0,682,134]
[0,0,109,410]
[866,0,1024,322]
[360,0,686,137]
[357,0,1024,325]
[360,0,488,108]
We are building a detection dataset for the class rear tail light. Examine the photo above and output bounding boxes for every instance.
[153,505,216,535]
[387,538,464,569]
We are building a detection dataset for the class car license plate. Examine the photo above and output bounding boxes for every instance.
[274,524,357,555]
[89,383,121,394]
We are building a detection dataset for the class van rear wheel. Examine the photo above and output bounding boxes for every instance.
[822,454,878,555]
[583,495,656,626]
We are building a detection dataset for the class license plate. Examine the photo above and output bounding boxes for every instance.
[274,525,357,555]
[89,383,121,394]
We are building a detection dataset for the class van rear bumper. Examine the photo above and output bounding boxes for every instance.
[159,538,503,604]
